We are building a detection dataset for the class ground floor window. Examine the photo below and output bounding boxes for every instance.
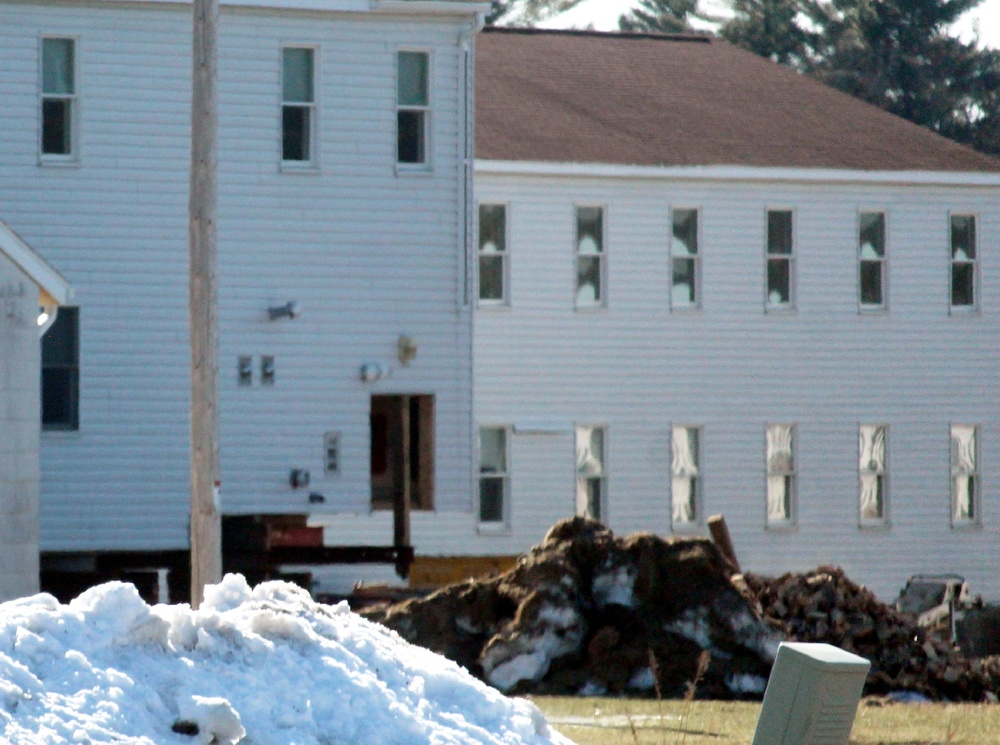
[671,426,700,528]
[951,424,979,526]
[766,424,795,526]
[41,305,79,431]
[575,425,605,520]
[478,426,508,525]
[859,424,887,525]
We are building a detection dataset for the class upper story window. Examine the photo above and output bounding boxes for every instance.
[670,208,700,309]
[575,206,604,307]
[397,51,429,167]
[859,424,887,526]
[766,210,794,309]
[42,306,79,431]
[859,212,886,309]
[951,424,979,527]
[478,426,509,526]
[575,425,605,520]
[766,424,795,526]
[282,46,316,165]
[950,214,977,310]
[40,37,76,160]
[478,204,507,304]
[671,426,700,529]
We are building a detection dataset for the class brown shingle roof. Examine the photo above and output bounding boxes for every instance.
[475,28,1000,173]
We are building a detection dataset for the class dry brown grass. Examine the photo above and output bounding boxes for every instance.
[533,697,1000,745]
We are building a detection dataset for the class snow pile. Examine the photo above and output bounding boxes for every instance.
[0,575,574,745]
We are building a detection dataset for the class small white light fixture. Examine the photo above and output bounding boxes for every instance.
[268,301,300,321]
[360,361,390,383]
[37,304,59,335]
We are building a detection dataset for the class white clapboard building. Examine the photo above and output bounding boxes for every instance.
[469,28,1000,602]
[1,0,483,598]
[0,221,71,602]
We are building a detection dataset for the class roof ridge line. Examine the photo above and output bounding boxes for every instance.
[480,26,714,43]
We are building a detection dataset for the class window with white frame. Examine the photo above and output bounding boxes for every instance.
[859,425,887,524]
[951,424,979,526]
[766,210,793,308]
[670,209,700,308]
[859,212,886,308]
[950,215,977,309]
[575,206,604,306]
[478,204,507,303]
[397,51,429,166]
[42,306,79,431]
[766,424,795,525]
[40,37,76,159]
[671,426,700,528]
[576,426,605,520]
[478,426,508,525]
[282,46,316,164]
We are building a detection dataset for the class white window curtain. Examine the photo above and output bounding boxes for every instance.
[766,425,793,522]
[951,425,977,522]
[576,426,604,519]
[671,427,698,524]
[859,425,886,521]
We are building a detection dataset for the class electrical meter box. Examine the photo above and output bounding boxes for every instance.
[752,642,870,745]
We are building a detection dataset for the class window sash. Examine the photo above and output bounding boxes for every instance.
[950,215,977,309]
[576,426,605,520]
[478,204,507,303]
[951,425,978,525]
[42,38,74,94]
[41,307,79,430]
[670,209,699,308]
[671,426,699,526]
[397,51,428,107]
[859,425,887,523]
[575,207,604,306]
[478,427,508,524]
[766,425,794,524]
[281,47,315,163]
[859,212,886,308]
[40,37,76,158]
[766,210,793,307]
[397,51,429,166]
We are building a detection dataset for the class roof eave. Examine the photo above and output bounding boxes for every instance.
[0,220,73,306]
[474,159,1000,187]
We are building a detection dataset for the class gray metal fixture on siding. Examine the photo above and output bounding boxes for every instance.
[267,300,300,320]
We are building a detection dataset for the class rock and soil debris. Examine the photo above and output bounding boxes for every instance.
[362,518,779,699]
[363,520,1000,702]
[744,566,1000,702]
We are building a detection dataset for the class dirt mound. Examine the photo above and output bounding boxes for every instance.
[745,567,1000,701]
[362,518,779,698]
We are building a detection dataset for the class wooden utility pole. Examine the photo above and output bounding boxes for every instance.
[189,0,221,607]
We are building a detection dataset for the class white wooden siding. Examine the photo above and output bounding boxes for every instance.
[472,171,1000,602]
[1,3,474,551]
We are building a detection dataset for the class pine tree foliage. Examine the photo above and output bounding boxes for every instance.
[722,0,816,65]
[618,0,702,33]
[621,0,1000,157]
[484,0,585,26]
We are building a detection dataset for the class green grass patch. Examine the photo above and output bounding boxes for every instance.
[532,696,1000,745]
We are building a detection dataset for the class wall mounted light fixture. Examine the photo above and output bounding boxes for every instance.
[268,301,300,321]
[398,335,417,365]
[360,362,389,383]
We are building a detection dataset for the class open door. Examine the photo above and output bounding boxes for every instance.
[370,394,435,512]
